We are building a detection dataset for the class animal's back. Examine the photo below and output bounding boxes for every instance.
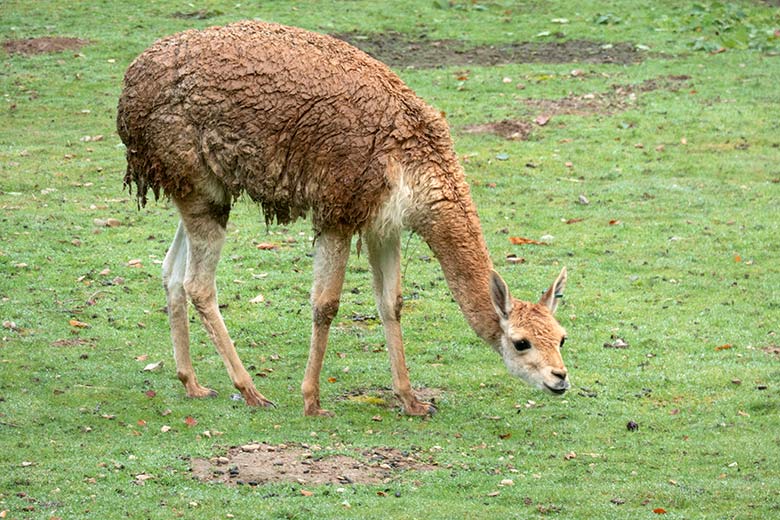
[117,21,450,232]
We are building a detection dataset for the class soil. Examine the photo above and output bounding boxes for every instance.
[191,442,437,486]
[3,36,89,56]
[333,32,646,69]
[462,120,534,141]
[462,75,692,141]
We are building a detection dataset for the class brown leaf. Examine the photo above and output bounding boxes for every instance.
[534,114,551,126]
[608,219,621,225]
[184,416,198,427]
[69,319,90,329]
[327,377,337,383]
[715,344,732,351]
[564,451,577,460]
[256,243,278,250]
[565,218,584,224]
[653,508,668,514]
[509,236,548,246]
[300,489,314,497]
[145,390,156,398]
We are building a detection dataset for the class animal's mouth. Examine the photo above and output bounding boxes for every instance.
[544,382,569,395]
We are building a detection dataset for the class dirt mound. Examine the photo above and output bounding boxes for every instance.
[462,75,692,140]
[191,443,437,486]
[333,32,645,68]
[3,36,89,56]
[462,120,534,141]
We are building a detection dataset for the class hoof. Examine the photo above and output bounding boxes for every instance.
[304,407,335,417]
[236,386,275,408]
[186,386,218,399]
[404,401,437,417]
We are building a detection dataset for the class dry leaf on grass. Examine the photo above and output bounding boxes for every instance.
[509,236,548,246]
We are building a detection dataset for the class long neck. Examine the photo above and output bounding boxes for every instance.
[411,170,502,349]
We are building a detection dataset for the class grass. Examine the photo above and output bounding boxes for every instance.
[1,0,779,518]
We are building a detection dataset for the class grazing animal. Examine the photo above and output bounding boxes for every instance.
[117,21,570,416]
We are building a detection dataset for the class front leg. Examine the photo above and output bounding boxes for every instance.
[301,232,351,416]
[365,230,436,416]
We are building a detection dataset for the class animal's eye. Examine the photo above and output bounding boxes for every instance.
[513,339,532,352]
[560,337,566,349]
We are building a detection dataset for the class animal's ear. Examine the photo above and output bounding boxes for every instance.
[539,267,567,314]
[489,270,513,320]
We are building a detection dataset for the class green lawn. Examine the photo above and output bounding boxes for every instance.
[1,1,779,518]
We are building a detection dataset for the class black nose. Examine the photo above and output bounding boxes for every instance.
[551,368,568,381]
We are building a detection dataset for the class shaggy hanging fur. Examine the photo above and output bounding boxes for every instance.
[117,21,459,235]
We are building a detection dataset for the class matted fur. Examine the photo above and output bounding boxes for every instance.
[117,21,454,234]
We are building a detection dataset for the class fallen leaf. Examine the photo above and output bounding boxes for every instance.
[500,479,514,486]
[249,294,265,304]
[715,344,732,351]
[564,451,577,460]
[608,219,621,225]
[256,243,277,250]
[505,254,525,264]
[653,508,668,514]
[134,473,154,484]
[143,361,163,372]
[327,377,337,383]
[145,390,156,398]
[578,194,590,205]
[737,410,750,417]
[487,491,501,497]
[300,489,314,497]
[534,114,551,126]
[371,415,383,422]
[69,319,90,328]
[604,338,629,349]
[137,419,147,426]
[509,236,548,246]
[161,425,172,433]
[498,432,511,440]
[127,258,143,268]
[734,255,742,263]
[135,354,149,362]
[565,218,584,224]
[184,416,198,427]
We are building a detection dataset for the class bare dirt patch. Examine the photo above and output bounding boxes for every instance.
[334,32,645,69]
[462,120,534,141]
[191,442,437,486]
[3,36,89,56]
[462,75,692,140]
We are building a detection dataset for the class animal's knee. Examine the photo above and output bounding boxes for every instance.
[313,299,340,326]
[394,294,403,321]
[183,277,215,309]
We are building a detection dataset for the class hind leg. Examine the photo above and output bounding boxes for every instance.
[175,196,273,407]
[163,221,216,398]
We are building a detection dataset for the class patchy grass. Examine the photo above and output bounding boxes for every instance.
[1,1,779,519]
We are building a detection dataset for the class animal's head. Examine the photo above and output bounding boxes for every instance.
[489,267,570,396]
